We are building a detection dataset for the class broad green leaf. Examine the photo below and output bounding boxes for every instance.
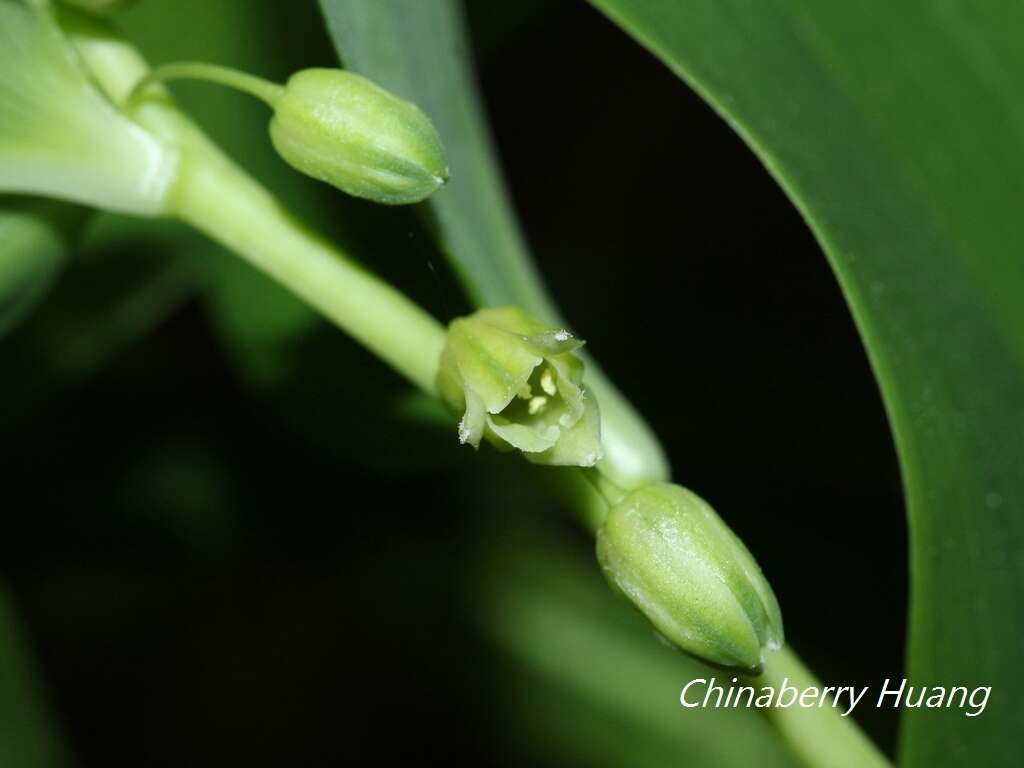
[0,200,82,337]
[585,1,1024,766]
[318,0,670,489]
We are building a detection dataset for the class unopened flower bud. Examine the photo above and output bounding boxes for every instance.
[436,307,603,467]
[131,62,448,206]
[0,1,177,214]
[597,483,783,669]
[270,69,448,205]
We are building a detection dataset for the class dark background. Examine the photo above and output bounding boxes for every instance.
[0,1,905,765]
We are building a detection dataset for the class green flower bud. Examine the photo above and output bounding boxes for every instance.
[0,1,177,214]
[130,63,448,206]
[436,307,603,467]
[597,483,783,669]
[270,69,448,205]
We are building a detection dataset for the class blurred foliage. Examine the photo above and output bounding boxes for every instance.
[476,542,799,767]
[0,215,198,434]
[0,586,68,768]
[0,199,83,338]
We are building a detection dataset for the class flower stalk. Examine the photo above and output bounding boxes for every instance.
[63,6,782,675]
[67,9,782,673]
[16,12,888,765]
[63,8,446,392]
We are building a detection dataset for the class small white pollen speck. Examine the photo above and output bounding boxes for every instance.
[553,329,571,342]
[458,417,470,444]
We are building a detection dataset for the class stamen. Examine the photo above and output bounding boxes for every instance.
[528,396,548,415]
[540,367,557,396]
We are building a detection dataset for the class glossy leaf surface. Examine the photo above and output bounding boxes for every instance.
[586,1,1024,765]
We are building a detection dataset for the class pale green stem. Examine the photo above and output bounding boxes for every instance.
[172,147,445,393]
[166,150,891,768]
[542,467,612,534]
[130,61,284,108]
[572,466,625,531]
[748,647,891,768]
[66,24,443,392]
[69,24,888,768]
[158,106,886,768]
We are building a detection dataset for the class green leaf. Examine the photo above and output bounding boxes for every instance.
[586,1,1024,765]
[0,200,82,337]
[318,0,670,489]
[318,0,555,314]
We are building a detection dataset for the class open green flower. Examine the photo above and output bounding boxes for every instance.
[436,307,603,467]
[0,0,177,214]
[597,483,783,670]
